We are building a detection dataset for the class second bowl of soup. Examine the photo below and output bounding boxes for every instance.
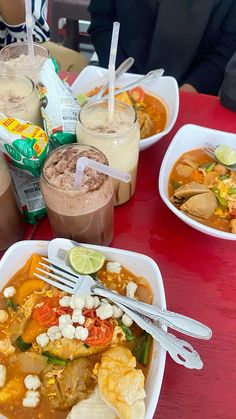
[159,124,236,240]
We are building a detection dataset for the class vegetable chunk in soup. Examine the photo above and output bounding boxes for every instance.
[169,148,236,233]
[0,253,153,419]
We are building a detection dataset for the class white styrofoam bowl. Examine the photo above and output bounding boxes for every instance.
[159,124,236,240]
[71,65,179,151]
[0,240,166,419]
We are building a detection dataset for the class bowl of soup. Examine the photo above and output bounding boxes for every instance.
[0,239,166,419]
[159,124,236,240]
[71,65,179,151]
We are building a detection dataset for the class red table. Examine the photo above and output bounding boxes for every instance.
[29,88,236,418]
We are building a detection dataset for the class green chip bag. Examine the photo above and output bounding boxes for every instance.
[0,114,49,177]
[0,113,49,223]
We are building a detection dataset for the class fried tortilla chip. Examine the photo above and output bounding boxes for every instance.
[98,346,146,419]
[67,386,116,419]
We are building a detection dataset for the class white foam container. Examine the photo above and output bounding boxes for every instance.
[0,240,166,419]
[159,123,236,240]
[71,65,179,151]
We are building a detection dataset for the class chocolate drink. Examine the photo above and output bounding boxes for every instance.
[40,144,114,245]
[0,155,24,251]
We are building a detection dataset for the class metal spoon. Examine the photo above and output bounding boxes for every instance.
[101,68,164,98]
[94,57,135,100]
[92,284,212,340]
[117,302,203,370]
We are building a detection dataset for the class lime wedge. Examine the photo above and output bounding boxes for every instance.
[76,93,88,106]
[68,247,105,274]
[215,145,236,166]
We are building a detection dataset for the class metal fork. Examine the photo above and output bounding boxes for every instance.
[202,142,236,171]
[34,258,211,340]
[34,258,204,369]
[101,68,164,99]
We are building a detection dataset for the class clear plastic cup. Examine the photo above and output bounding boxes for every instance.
[0,154,24,251]
[76,99,140,206]
[0,74,43,127]
[40,144,114,246]
[0,42,49,83]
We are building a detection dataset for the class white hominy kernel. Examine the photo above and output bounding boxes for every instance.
[93,296,100,308]
[75,326,89,341]
[76,315,85,325]
[122,313,133,327]
[59,296,71,307]
[3,286,16,298]
[24,375,41,391]
[72,309,82,323]
[47,326,62,342]
[126,281,138,298]
[0,365,6,388]
[70,295,85,309]
[84,295,94,309]
[96,303,113,320]
[58,314,72,328]
[61,324,76,339]
[112,305,123,319]
[106,261,121,273]
[26,390,40,399]
[0,310,9,323]
[100,298,109,305]
[22,397,40,408]
[36,333,49,348]
[22,391,40,408]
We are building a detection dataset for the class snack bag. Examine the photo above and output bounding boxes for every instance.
[38,59,81,149]
[0,113,49,177]
[0,113,49,223]
[9,166,46,224]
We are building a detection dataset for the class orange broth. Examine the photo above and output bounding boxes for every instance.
[168,149,235,233]
[142,90,167,136]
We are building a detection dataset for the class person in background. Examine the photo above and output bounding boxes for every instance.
[220,51,236,111]
[0,0,87,72]
[88,0,236,95]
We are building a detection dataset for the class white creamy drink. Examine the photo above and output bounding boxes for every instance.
[76,100,140,205]
[0,75,43,127]
[0,42,49,83]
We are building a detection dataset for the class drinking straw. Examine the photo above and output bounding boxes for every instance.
[74,157,131,188]
[108,22,120,124]
[24,0,34,57]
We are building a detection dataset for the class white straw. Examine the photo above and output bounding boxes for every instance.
[25,0,34,57]
[108,22,120,124]
[74,157,131,188]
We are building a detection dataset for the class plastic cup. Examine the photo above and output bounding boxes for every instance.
[0,42,49,83]
[0,74,43,127]
[0,154,25,252]
[76,99,140,206]
[40,144,114,246]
